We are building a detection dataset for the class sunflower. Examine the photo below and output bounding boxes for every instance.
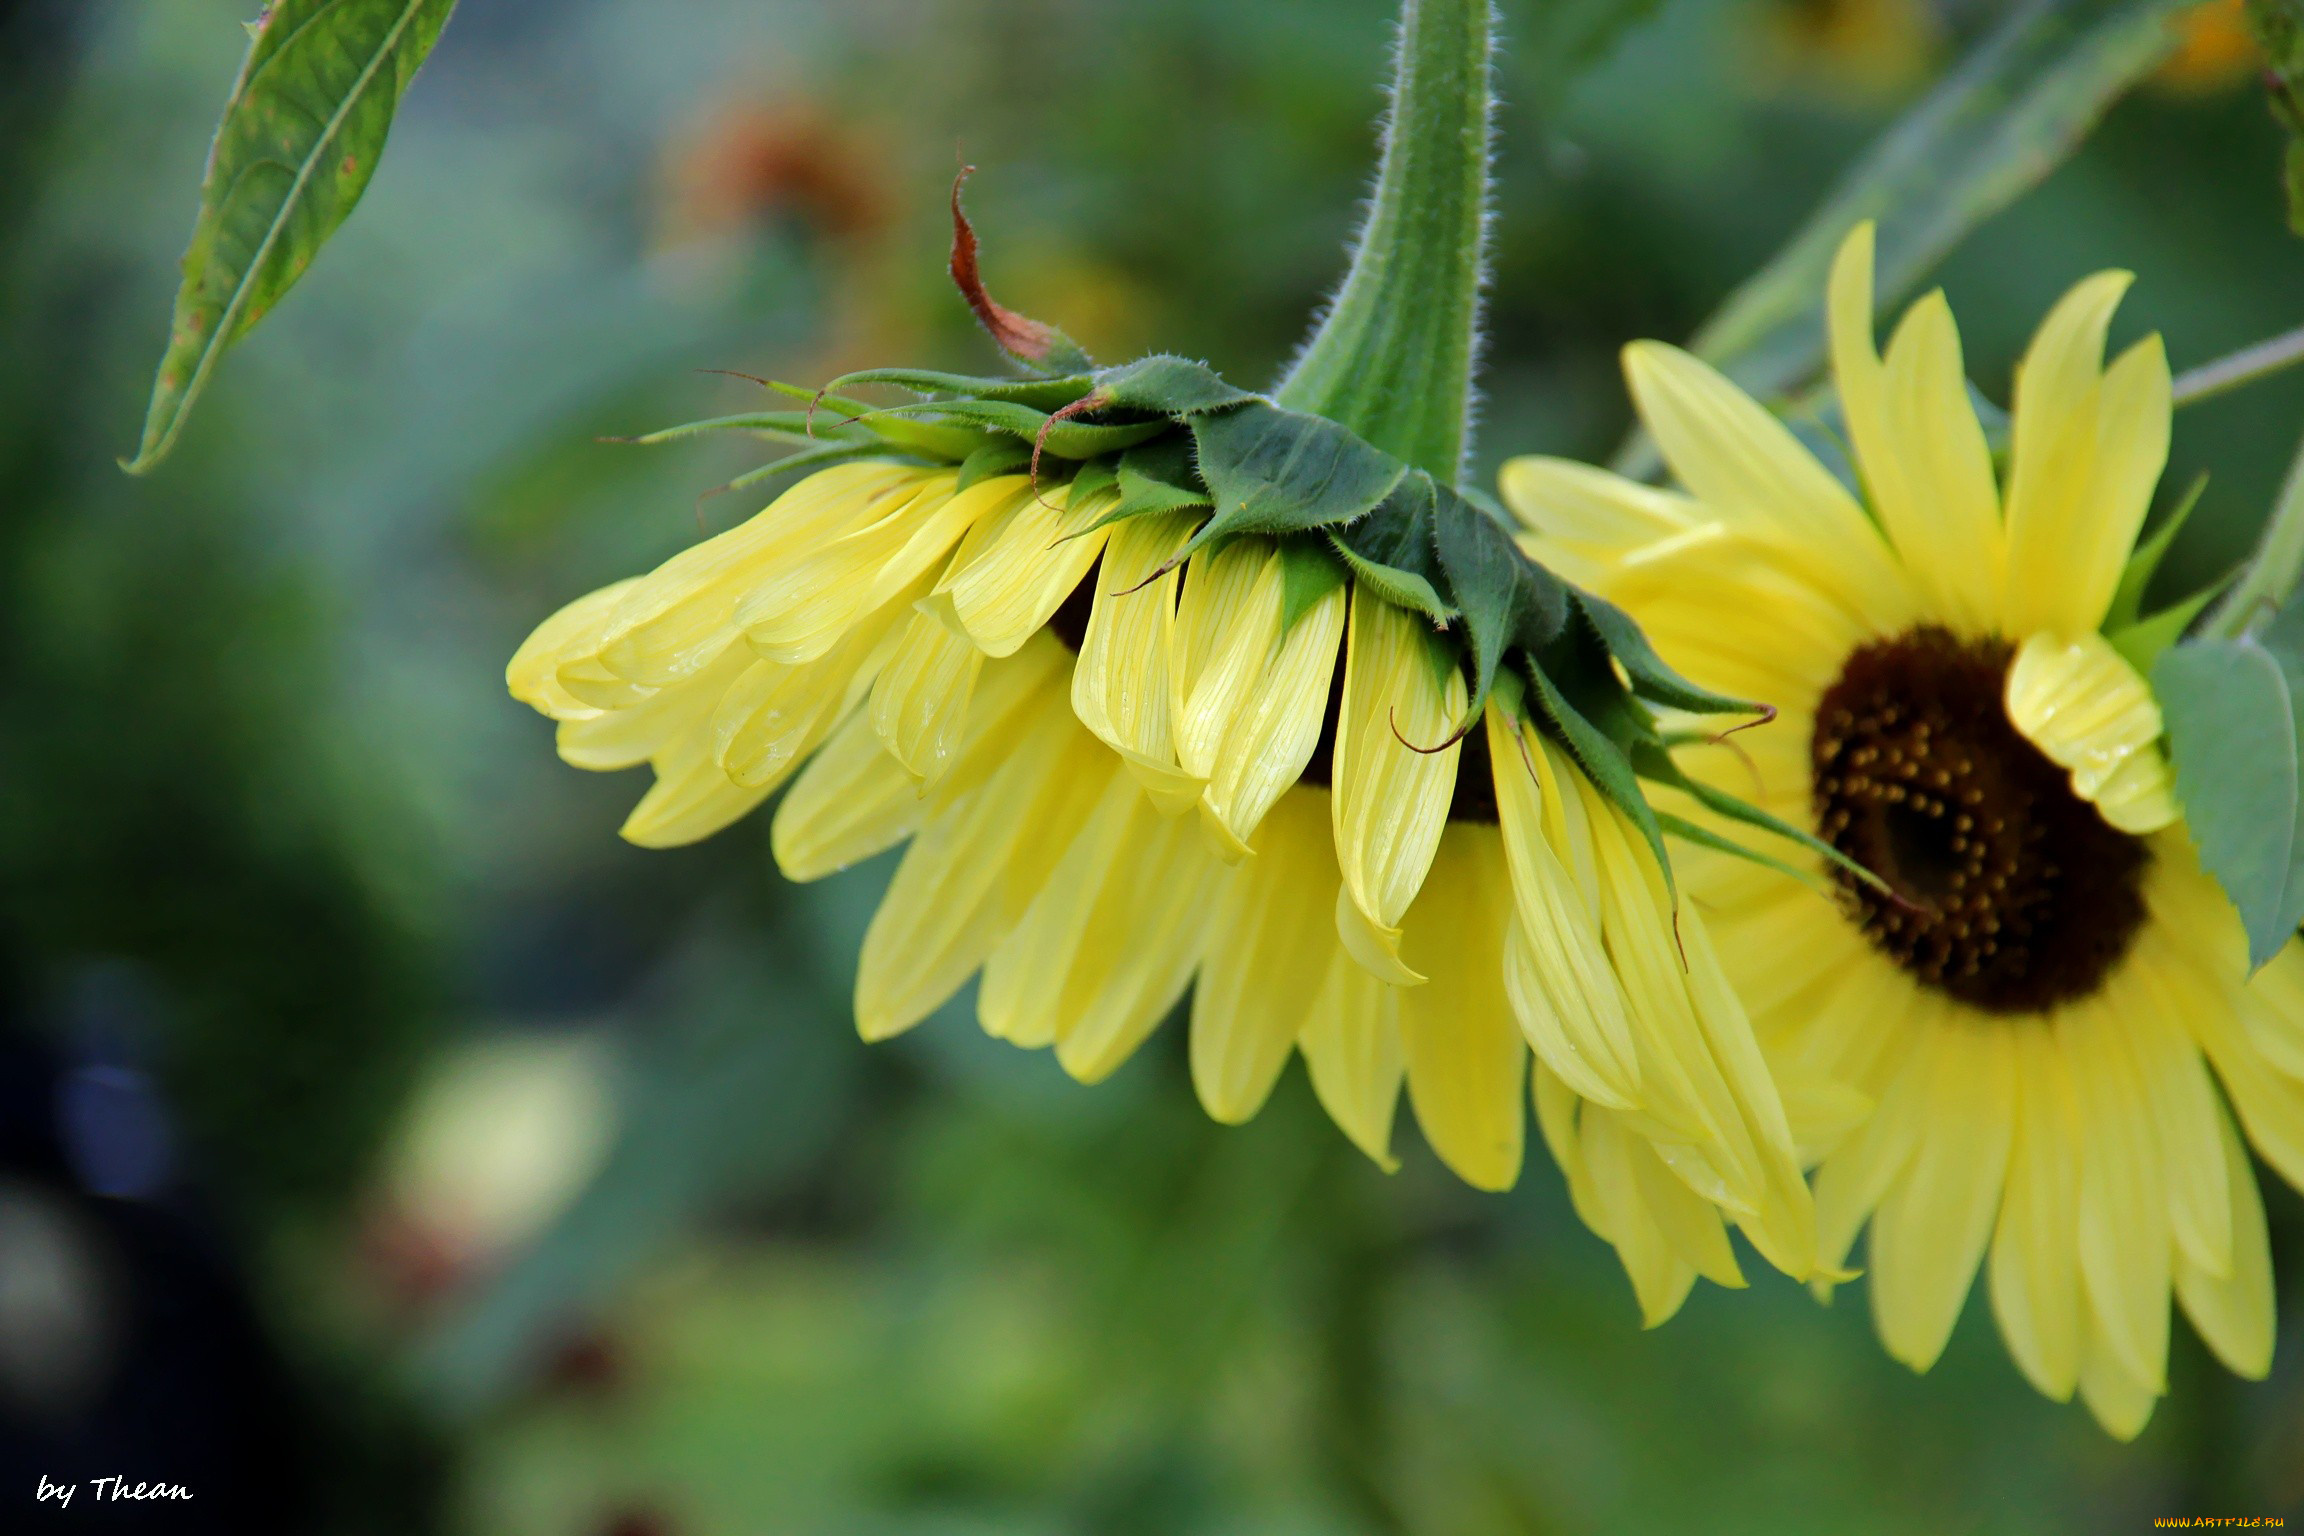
[1501,221,2300,1436]
[509,438,1838,1318]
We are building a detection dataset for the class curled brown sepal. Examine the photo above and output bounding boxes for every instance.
[1387,705,1473,756]
[1028,389,1110,509]
[949,167,1094,375]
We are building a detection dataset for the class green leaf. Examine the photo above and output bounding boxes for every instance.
[2108,578,2227,675]
[1070,437,1214,537]
[1430,485,1569,722]
[2156,638,2304,968]
[1632,740,1887,895]
[1655,811,1835,898]
[1066,456,1118,511]
[1190,401,1410,547]
[820,367,1096,411]
[1277,536,1349,630]
[1684,0,2200,404]
[622,411,868,448]
[2251,0,2304,235]
[125,0,459,473]
[956,439,1033,490]
[2107,472,2208,630]
[1574,589,1760,717]
[1094,354,1258,416]
[1326,475,1457,625]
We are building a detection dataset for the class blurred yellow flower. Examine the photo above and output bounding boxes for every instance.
[2154,0,2258,96]
[509,448,1835,1319]
[1503,222,2299,1438]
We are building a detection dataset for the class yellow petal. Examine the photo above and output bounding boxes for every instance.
[598,462,926,687]
[2002,271,2170,636]
[1191,791,1335,1122]
[2075,1313,2160,1441]
[1868,1023,2014,1372]
[771,707,922,882]
[508,578,641,719]
[1814,1008,1940,1278]
[1071,510,1198,806]
[1622,339,1913,629]
[870,609,985,787]
[1299,932,1405,1170]
[1487,705,1643,1109]
[1171,538,1284,781]
[2066,1000,2171,1393]
[554,642,748,771]
[1876,291,2006,632]
[712,590,900,789]
[1396,828,1525,1191]
[1578,1108,1700,1327]
[2125,974,2231,1280]
[736,472,996,665]
[1331,584,1462,983]
[620,725,775,849]
[1988,1024,2084,1401]
[2173,1101,2276,1380]
[1203,579,1346,851]
[1495,455,1700,586]
[856,684,1108,1040]
[942,481,1112,658]
[2004,630,2176,832]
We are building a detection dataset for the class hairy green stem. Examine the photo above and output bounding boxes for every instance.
[1273,0,1494,482]
[2203,433,2304,639]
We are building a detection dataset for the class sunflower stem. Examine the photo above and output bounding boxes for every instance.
[2172,322,2304,411]
[1272,0,1494,483]
[2202,433,2304,640]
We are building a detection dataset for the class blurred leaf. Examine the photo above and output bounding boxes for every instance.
[413,909,858,1416]
[1687,0,2198,402]
[2251,0,2304,235]
[125,0,458,474]
[2157,635,2304,967]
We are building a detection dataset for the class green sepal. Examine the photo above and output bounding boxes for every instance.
[718,438,898,498]
[620,410,858,447]
[2156,633,2304,968]
[850,398,1167,461]
[2107,471,2209,631]
[1520,650,1675,900]
[1654,811,1836,900]
[1430,482,1569,723]
[1066,456,1118,511]
[1186,399,1409,552]
[2110,576,2229,675]
[956,439,1034,490]
[1277,536,1349,630]
[1631,739,1888,896]
[1327,475,1457,625]
[1066,437,1214,538]
[1575,588,1762,717]
[820,367,1096,411]
[1093,354,1259,416]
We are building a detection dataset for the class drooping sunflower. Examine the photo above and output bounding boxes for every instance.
[509,432,1836,1319]
[1502,221,2301,1435]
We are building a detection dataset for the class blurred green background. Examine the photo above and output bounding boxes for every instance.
[1,0,2300,1531]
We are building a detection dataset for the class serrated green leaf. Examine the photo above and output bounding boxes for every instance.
[125,0,459,473]
[2107,471,2209,630]
[1189,400,1409,547]
[1574,589,1760,718]
[1277,537,1349,630]
[2157,637,2304,968]
[1431,485,1568,723]
[1067,456,1118,511]
[1094,354,1258,416]
[1116,437,1210,510]
[1327,474,1457,625]
[956,439,1033,490]
[820,367,1096,410]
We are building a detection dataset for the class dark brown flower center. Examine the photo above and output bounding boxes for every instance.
[1811,626,2146,1014]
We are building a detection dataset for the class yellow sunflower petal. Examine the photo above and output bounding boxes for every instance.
[942,481,1112,658]
[2173,1100,2276,1380]
[1191,791,1336,1122]
[508,577,641,719]
[1071,510,1200,811]
[770,707,922,882]
[870,609,985,786]
[2004,631,2176,833]
[554,642,748,771]
[1868,1023,2014,1372]
[1622,339,1912,627]
[1397,827,1525,1191]
[1988,1024,2084,1401]
[1578,1107,1702,1327]
[1495,455,1700,585]
[1876,292,2006,632]
[1331,584,1462,985]
[2075,1313,2161,1442]
[2066,999,2172,1394]
[1299,925,1406,1171]
[1202,580,1346,852]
